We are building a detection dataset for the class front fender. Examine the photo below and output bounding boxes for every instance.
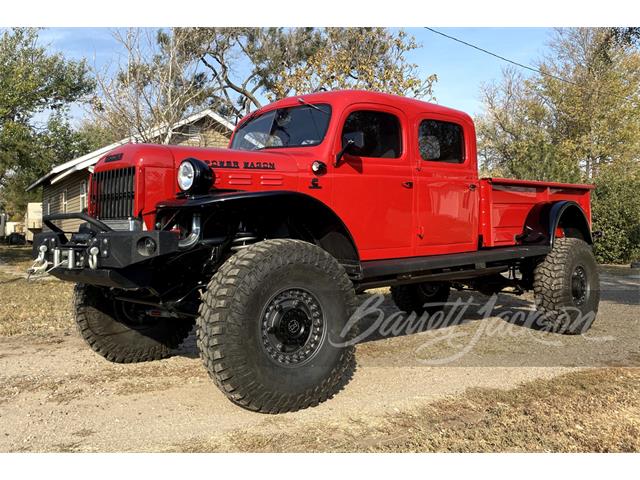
[155,190,361,264]
[156,190,301,211]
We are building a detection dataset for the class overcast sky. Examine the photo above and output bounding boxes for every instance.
[38,27,555,123]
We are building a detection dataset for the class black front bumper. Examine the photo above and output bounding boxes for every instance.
[33,213,180,289]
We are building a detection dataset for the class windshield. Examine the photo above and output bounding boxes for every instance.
[230,104,332,151]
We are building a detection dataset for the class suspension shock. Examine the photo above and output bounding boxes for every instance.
[230,223,259,252]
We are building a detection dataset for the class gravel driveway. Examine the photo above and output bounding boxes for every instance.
[0,267,637,452]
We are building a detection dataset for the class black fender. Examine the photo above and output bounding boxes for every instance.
[156,190,361,265]
[520,200,593,246]
[549,201,593,244]
[157,190,318,211]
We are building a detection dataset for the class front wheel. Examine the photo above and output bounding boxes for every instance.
[74,284,194,363]
[533,237,600,334]
[197,239,358,413]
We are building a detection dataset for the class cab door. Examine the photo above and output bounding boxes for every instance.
[414,114,479,255]
[330,103,415,261]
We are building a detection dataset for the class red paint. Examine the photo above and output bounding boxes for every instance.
[90,90,594,260]
[479,178,592,247]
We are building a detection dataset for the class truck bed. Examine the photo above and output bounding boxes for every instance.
[479,177,594,247]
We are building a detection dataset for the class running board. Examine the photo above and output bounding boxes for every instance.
[360,245,550,284]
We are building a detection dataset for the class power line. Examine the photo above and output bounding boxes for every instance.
[424,27,580,87]
[424,27,639,105]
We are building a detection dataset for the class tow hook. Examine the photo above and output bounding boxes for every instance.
[88,246,100,270]
[27,245,50,279]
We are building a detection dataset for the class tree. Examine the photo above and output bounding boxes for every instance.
[476,67,582,182]
[476,28,640,263]
[477,28,640,182]
[92,28,213,144]
[93,28,436,132]
[1,115,99,216]
[269,28,436,102]
[605,27,640,49]
[179,27,324,120]
[179,27,436,121]
[0,28,94,217]
[591,160,640,263]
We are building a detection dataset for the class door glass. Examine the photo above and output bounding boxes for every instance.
[419,120,464,163]
[342,110,402,158]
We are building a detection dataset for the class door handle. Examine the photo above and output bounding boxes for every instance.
[469,184,477,191]
[402,181,413,189]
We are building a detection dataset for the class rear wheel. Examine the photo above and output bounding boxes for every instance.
[390,282,450,315]
[533,237,600,334]
[74,284,194,363]
[197,239,357,413]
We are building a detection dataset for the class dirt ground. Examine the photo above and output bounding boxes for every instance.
[0,245,638,452]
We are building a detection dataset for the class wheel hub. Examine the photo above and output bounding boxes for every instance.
[571,265,589,306]
[418,283,441,297]
[115,301,152,326]
[261,288,324,366]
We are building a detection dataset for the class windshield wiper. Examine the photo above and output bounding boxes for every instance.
[297,98,330,115]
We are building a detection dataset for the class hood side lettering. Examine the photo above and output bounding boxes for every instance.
[204,159,275,170]
[244,161,275,170]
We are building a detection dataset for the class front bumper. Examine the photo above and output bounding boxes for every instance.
[33,213,180,289]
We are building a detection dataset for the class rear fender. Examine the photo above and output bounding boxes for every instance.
[520,200,593,246]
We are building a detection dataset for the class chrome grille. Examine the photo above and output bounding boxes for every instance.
[92,167,136,219]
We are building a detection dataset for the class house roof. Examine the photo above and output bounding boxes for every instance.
[27,108,235,191]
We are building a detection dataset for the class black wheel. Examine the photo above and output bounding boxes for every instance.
[533,237,600,334]
[390,282,450,315]
[74,284,194,363]
[197,239,357,413]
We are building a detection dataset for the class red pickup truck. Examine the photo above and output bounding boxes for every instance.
[33,90,599,413]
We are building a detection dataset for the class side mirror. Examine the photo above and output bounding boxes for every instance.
[335,131,365,166]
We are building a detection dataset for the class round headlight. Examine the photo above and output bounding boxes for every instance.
[177,158,213,194]
[177,161,195,191]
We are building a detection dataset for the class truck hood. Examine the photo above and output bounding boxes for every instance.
[92,143,315,227]
[95,143,304,173]
[164,144,306,191]
[167,144,299,173]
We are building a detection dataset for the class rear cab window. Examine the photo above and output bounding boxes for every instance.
[418,119,465,164]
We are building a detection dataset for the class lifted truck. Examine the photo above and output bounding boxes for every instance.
[32,90,599,413]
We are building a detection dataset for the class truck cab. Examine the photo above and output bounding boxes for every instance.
[32,90,600,414]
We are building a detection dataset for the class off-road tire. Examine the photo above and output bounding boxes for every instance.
[74,284,194,363]
[390,282,450,315]
[197,239,358,414]
[533,237,600,334]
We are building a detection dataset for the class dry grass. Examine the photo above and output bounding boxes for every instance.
[0,273,74,335]
[0,245,74,336]
[177,368,640,453]
[0,244,33,270]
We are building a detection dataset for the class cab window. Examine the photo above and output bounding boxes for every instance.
[419,119,464,163]
[342,110,402,158]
